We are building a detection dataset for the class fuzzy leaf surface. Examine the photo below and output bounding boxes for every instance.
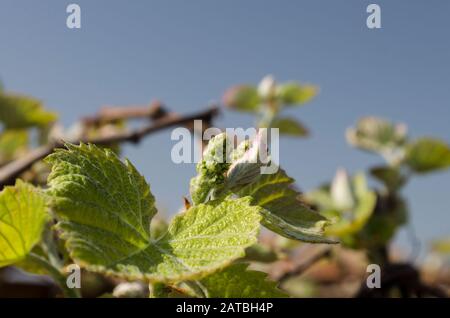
[46,144,261,282]
[200,263,287,298]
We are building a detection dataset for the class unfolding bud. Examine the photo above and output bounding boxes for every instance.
[231,139,251,162]
[331,168,355,211]
[226,131,269,190]
[201,133,233,169]
[258,75,277,100]
[190,133,233,204]
[346,117,408,165]
[190,173,216,205]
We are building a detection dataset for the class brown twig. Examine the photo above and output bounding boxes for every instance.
[0,106,219,188]
[276,247,332,285]
[82,101,167,126]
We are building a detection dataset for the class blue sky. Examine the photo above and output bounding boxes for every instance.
[1,0,449,254]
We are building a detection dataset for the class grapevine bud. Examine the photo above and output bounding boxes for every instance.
[331,168,355,211]
[190,133,233,204]
[226,131,268,190]
[258,75,277,100]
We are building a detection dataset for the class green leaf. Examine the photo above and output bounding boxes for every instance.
[0,180,48,267]
[46,143,261,282]
[346,117,407,163]
[243,243,279,263]
[200,263,287,298]
[15,246,50,275]
[276,82,318,106]
[0,129,28,163]
[223,85,261,112]
[237,168,334,243]
[0,92,57,129]
[189,134,332,243]
[405,137,450,174]
[271,117,308,137]
[370,166,406,191]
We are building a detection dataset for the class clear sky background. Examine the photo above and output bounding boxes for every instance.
[1,0,449,256]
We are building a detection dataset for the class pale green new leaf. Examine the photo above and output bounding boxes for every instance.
[237,168,334,243]
[405,137,450,174]
[46,143,261,282]
[200,263,287,298]
[0,129,28,163]
[0,92,57,129]
[271,117,308,137]
[276,82,318,106]
[223,85,261,113]
[0,180,48,267]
